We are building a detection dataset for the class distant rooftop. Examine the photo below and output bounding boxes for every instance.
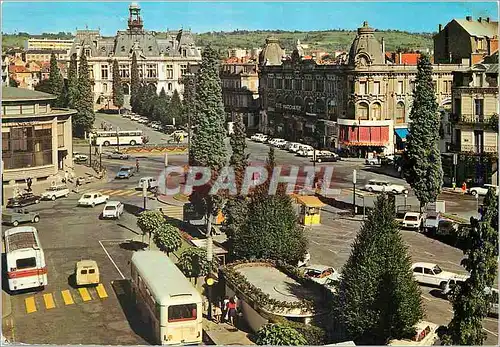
[2,87,56,101]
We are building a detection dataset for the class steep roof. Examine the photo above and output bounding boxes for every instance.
[454,19,498,38]
[259,37,285,66]
[2,87,56,101]
[348,21,384,66]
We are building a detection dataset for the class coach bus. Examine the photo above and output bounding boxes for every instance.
[91,130,143,146]
[131,251,203,345]
[4,226,48,292]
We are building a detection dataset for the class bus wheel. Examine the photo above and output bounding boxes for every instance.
[103,141,110,146]
[130,140,137,146]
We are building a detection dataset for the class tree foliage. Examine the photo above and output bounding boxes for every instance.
[130,52,141,113]
[403,54,442,211]
[167,89,184,126]
[445,187,499,345]
[73,52,95,137]
[112,59,124,112]
[153,87,170,124]
[255,323,307,346]
[177,247,214,278]
[136,210,165,237]
[336,194,423,344]
[153,223,182,255]
[66,53,78,109]
[47,53,65,107]
[34,79,51,93]
[182,74,197,164]
[143,84,158,116]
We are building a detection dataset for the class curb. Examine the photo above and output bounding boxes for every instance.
[156,195,186,207]
[2,291,12,319]
[441,189,467,196]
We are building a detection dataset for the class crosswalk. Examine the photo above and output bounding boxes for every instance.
[160,205,184,220]
[24,283,109,314]
[79,187,156,198]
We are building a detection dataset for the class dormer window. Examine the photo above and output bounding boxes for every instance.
[182,49,187,57]
[121,46,126,52]
[148,46,152,51]
[85,49,91,57]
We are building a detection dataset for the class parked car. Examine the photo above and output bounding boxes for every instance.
[314,151,340,163]
[297,146,316,157]
[115,166,135,179]
[468,184,499,197]
[255,134,269,143]
[423,211,440,233]
[107,151,130,160]
[440,277,466,298]
[435,219,459,238]
[380,154,395,166]
[288,143,303,153]
[303,264,341,285]
[275,140,289,149]
[73,153,88,163]
[388,321,439,346]
[171,130,189,138]
[102,201,124,219]
[250,133,264,141]
[411,262,469,288]
[41,184,70,201]
[402,212,424,230]
[2,209,40,226]
[6,192,42,208]
[137,176,159,190]
[364,179,409,194]
[365,157,380,165]
[78,192,109,207]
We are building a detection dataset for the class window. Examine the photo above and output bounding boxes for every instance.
[81,270,88,275]
[146,64,157,78]
[122,83,130,95]
[85,48,91,57]
[424,268,433,275]
[182,49,187,57]
[454,98,461,115]
[294,79,302,91]
[474,73,484,87]
[443,80,452,94]
[396,102,405,124]
[168,83,172,91]
[474,99,484,116]
[166,64,173,79]
[413,267,423,274]
[168,304,197,322]
[358,102,369,120]
[100,65,109,80]
[102,83,108,93]
[89,269,95,274]
[57,123,64,148]
[326,81,335,93]
[397,81,404,94]
[305,79,313,91]
[432,81,437,92]
[138,64,143,78]
[89,66,94,80]
[410,80,416,93]
[119,64,130,78]
[315,79,324,92]
[373,81,380,95]
[180,64,187,77]
[432,265,442,274]
[477,38,484,50]
[372,103,381,120]
[121,46,125,52]
[359,81,367,95]
[16,257,36,269]
[276,79,283,89]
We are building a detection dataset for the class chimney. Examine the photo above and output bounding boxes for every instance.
[439,24,443,32]
[466,16,473,21]
[486,17,490,23]
[478,17,482,23]
[381,37,386,61]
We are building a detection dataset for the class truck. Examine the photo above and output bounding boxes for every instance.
[2,209,41,227]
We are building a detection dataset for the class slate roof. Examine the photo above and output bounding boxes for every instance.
[348,21,384,66]
[455,19,498,38]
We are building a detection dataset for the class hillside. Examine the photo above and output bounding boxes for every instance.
[2,29,434,54]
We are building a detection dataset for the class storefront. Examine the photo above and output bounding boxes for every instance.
[337,119,393,156]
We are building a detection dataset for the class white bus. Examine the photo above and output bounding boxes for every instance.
[4,226,48,292]
[91,130,143,146]
[131,251,203,345]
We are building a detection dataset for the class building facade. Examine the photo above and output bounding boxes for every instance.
[67,3,201,109]
[25,38,74,54]
[221,58,260,130]
[259,21,462,155]
[2,87,75,187]
[25,49,68,63]
[434,16,498,64]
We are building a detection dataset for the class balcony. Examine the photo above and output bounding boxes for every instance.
[460,144,498,154]
[459,114,486,124]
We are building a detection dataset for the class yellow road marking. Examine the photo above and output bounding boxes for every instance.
[43,293,55,309]
[125,190,141,196]
[25,297,37,313]
[96,283,109,299]
[100,189,116,195]
[114,190,132,196]
[78,287,92,301]
[61,290,74,305]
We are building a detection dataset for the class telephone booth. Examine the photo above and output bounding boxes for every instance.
[296,195,325,226]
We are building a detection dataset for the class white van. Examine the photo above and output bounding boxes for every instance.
[102,201,124,219]
[137,177,159,190]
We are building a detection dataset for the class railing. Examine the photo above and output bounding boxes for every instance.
[460,144,498,154]
[459,114,489,124]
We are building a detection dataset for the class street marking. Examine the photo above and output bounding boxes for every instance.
[43,293,55,309]
[99,240,126,279]
[78,287,92,302]
[328,249,338,254]
[421,295,433,301]
[114,190,133,196]
[96,283,109,299]
[123,190,140,196]
[100,189,116,195]
[483,328,498,337]
[311,240,321,245]
[61,290,74,305]
[25,297,37,313]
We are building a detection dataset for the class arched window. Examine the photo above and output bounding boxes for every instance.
[315,99,326,115]
[372,102,381,120]
[396,102,405,124]
[168,83,172,91]
[102,83,108,93]
[122,83,130,95]
[357,102,369,120]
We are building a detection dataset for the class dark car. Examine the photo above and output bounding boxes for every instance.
[314,154,339,163]
[6,192,42,208]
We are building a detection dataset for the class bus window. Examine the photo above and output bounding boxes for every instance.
[168,304,197,322]
[16,257,36,269]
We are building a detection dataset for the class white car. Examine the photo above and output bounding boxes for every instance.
[78,192,109,207]
[171,130,189,138]
[365,157,380,165]
[41,184,70,201]
[402,212,424,230]
[270,138,286,147]
[250,133,264,141]
[296,145,314,156]
[411,262,469,288]
[288,143,304,153]
[102,201,124,219]
[468,184,499,197]
[73,153,88,163]
[364,179,409,195]
[298,149,323,158]
[303,264,341,285]
[255,134,268,143]
[137,176,159,190]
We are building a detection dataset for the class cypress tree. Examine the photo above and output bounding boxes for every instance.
[67,53,78,109]
[112,59,124,114]
[47,53,65,107]
[130,52,141,113]
[403,54,443,211]
[167,89,183,126]
[336,194,423,344]
[154,87,171,125]
[142,84,157,118]
[135,83,147,116]
[190,45,228,239]
[73,51,95,137]
[445,188,498,345]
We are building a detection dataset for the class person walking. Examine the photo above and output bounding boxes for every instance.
[222,296,230,323]
[26,177,33,192]
[64,171,69,184]
[136,158,140,173]
[75,177,81,193]
[227,297,237,326]
[213,304,222,324]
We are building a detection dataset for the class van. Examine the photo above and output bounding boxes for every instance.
[137,177,159,190]
[75,260,100,286]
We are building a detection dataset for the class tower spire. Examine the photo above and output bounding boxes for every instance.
[128,2,144,32]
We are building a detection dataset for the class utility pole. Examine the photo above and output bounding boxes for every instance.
[89,134,92,168]
[116,127,120,152]
[1,160,4,207]
[99,144,103,172]
[352,169,357,215]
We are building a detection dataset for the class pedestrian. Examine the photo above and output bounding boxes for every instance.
[227,297,237,326]
[213,304,222,324]
[95,146,99,155]
[75,177,81,193]
[462,181,467,193]
[136,158,140,173]
[222,296,230,322]
[26,177,33,192]
[64,171,69,184]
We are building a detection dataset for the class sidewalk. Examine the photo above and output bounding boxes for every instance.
[2,291,11,319]
[203,318,255,345]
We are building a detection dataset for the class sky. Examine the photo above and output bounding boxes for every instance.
[1,1,498,35]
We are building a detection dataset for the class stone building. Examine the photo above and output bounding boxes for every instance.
[67,3,201,109]
[2,87,75,190]
[25,49,67,63]
[434,16,498,65]
[258,21,462,155]
[25,38,74,55]
[221,57,260,130]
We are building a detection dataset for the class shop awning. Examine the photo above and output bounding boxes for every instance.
[395,128,409,142]
[295,195,326,208]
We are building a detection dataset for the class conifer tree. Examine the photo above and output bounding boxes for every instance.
[336,194,423,344]
[130,52,141,113]
[112,59,124,114]
[47,53,65,107]
[73,52,95,137]
[403,54,443,211]
[154,87,170,125]
[167,89,183,126]
[142,84,157,118]
[66,53,78,109]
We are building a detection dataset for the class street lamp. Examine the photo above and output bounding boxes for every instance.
[99,144,103,172]
[352,169,357,215]
[1,160,4,207]
[116,126,120,152]
[404,192,408,208]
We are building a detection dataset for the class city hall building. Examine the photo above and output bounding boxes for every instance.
[67,3,201,109]
[2,87,75,187]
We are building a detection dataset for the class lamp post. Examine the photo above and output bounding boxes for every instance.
[99,144,103,172]
[116,126,120,152]
[475,193,479,218]
[89,135,92,168]
[352,169,357,215]
[452,153,458,190]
